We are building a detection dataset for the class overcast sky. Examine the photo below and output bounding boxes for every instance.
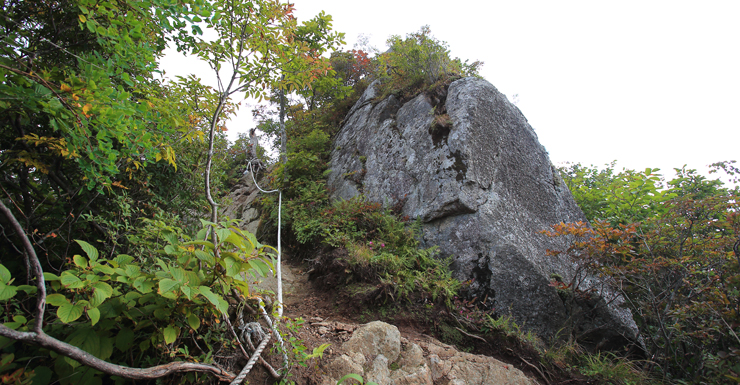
[163,1,739,181]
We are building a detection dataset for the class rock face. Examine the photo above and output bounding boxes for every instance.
[221,175,263,235]
[327,77,639,347]
[320,321,535,385]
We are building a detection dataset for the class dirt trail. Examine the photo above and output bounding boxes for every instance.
[245,256,437,383]
[244,256,560,385]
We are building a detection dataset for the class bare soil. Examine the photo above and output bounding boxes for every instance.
[243,253,595,385]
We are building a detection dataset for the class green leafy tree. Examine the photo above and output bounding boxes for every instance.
[377,25,482,95]
[0,0,342,383]
[0,0,215,266]
[558,162,669,225]
[549,161,740,383]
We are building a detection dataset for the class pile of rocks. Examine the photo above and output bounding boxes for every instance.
[318,321,534,385]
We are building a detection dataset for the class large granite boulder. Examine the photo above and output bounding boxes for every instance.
[327,77,640,348]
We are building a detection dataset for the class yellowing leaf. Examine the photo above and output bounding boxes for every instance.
[79,14,87,23]
[187,313,200,330]
[163,325,178,344]
[60,84,72,93]
[82,104,92,117]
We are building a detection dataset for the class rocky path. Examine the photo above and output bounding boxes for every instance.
[244,257,541,385]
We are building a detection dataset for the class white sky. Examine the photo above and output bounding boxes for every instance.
[163,0,740,181]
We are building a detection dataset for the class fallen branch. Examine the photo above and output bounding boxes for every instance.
[0,325,234,381]
[454,327,488,344]
[506,347,551,385]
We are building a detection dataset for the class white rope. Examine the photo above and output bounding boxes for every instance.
[260,304,289,373]
[277,191,283,316]
[229,330,271,385]
[246,160,278,193]
[245,160,283,316]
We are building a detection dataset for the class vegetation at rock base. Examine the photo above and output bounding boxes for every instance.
[253,26,469,311]
[546,161,740,384]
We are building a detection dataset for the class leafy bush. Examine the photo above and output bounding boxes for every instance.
[0,220,276,384]
[550,162,740,383]
[277,179,460,305]
[376,26,482,96]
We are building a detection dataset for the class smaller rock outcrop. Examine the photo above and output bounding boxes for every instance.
[319,321,535,385]
[221,175,263,235]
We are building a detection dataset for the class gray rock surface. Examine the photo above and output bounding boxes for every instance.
[320,321,535,385]
[221,175,263,235]
[327,77,640,346]
[343,321,402,362]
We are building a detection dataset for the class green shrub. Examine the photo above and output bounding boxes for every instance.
[376,26,482,96]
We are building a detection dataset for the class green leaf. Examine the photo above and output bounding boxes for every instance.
[198,286,228,314]
[116,328,134,351]
[305,343,331,359]
[124,264,141,277]
[73,255,88,269]
[183,240,215,249]
[238,227,262,250]
[0,264,11,283]
[180,285,199,300]
[60,272,84,289]
[199,219,217,228]
[133,277,155,293]
[76,329,101,357]
[158,278,179,294]
[93,264,115,275]
[153,307,171,319]
[123,291,142,305]
[163,325,178,344]
[58,303,85,323]
[223,231,243,248]
[114,254,135,266]
[0,283,17,301]
[98,336,114,361]
[170,266,185,282]
[90,282,113,307]
[216,228,230,243]
[46,293,71,306]
[185,271,202,287]
[248,258,273,278]
[88,307,100,326]
[43,272,61,281]
[224,256,241,277]
[16,284,36,295]
[12,315,26,325]
[75,240,99,261]
[194,249,215,264]
[187,313,200,330]
[337,373,365,385]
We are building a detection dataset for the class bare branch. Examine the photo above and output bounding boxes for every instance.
[0,199,46,333]
[0,325,235,381]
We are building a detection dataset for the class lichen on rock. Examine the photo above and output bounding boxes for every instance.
[328,77,641,349]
